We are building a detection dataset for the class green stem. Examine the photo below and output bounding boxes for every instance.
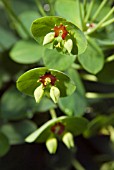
[81,74,98,82]
[86,92,114,99]
[85,7,114,35]
[100,18,114,28]
[82,0,87,30]
[72,63,82,70]
[72,159,86,170]
[91,0,108,22]
[47,0,55,15]
[84,0,95,23]
[106,54,114,63]
[35,0,47,16]
[1,0,30,37]
[77,0,83,30]
[83,0,87,18]
[50,109,57,119]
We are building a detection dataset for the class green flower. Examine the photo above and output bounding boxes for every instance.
[43,24,73,54]
[34,84,44,103]
[50,86,60,103]
[62,132,74,149]
[64,39,73,53]
[25,116,88,154]
[43,32,55,45]
[34,72,60,103]
[46,137,58,154]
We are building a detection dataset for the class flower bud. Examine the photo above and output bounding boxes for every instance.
[62,132,74,149]
[46,138,58,154]
[34,84,44,103]
[43,32,55,45]
[64,39,73,53]
[50,86,60,103]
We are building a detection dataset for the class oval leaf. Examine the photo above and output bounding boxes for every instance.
[78,37,104,74]
[0,27,17,51]
[58,68,87,116]
[55,0,82,28]
[31,16,87,55]
[1,120,37,144]
[10,40,44,64]
[1,86,36,120]
[25,116,88,143]
[16,67,76,97]
[59,91,87,116]
[43,48,76,70]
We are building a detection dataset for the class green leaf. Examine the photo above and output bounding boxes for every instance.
[25,116,88,143]
[43,48,76,70]
[1,120,37,144]
[59,91,87,116]
[78,37,104,74]
[16,67,76,98]
[0,132,10,157]
[0,86,36,120]
[0,27,17,51]
[10,40,44,64]
[55,0,82,29]
[58,68,87,116]
[67,68,85,95]
[31,16,87,55]
[96,39,114,50]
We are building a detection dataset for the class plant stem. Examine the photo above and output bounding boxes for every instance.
[91,0,108,22]
[100,18,114,28]
[106,54,114,63]
[82,0,87,30]
[83,0,87,18]
[1,0,30,37]
[77,0,83,30]
[47,0,55,15]
[86,92,114,99]
[84,0,95,23]
[35,0,47,16]
[50,109,57,119]
[72,63,82,70]
[81,74,98,82]
[72,159,86,170]
[85,7,114,35]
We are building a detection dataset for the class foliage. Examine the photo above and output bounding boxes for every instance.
[0,0,114,169]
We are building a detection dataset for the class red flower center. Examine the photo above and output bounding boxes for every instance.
[39,72,57,87]
[51,122,65,135]
[54,24,68,40]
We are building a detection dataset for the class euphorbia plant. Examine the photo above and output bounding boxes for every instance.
[16,0,114,156]
[16,14,89,153]
[0,0,114,169]
[25,116,88,154]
